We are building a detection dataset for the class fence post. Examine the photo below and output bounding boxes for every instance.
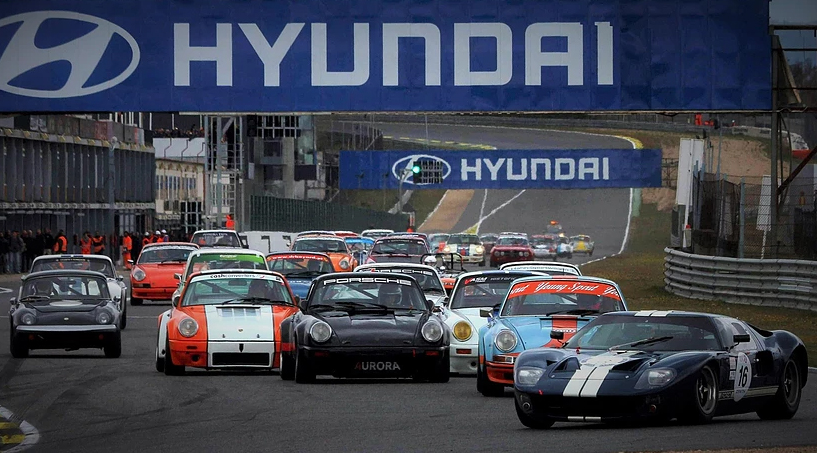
[739,177,745,259]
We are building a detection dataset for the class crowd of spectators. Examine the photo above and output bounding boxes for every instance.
[0,229,60,274]
[152,127,205,138]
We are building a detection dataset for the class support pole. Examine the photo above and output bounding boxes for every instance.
[107,137,118,263]
[739,177,745,259]
[770,40,779,259]
[216,116,224,229]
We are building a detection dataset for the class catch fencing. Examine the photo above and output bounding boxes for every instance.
[249,196,408,233]
[664,247,817,312]
[679,172,817,260]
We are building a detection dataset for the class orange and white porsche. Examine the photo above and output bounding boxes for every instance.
[155,269,300,375]
[130,242,199,305]
[290,234,357,272]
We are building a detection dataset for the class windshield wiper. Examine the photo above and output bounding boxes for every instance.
[545,308,600,317]
[285,271,322,277]
[20,295,51,302]
[336,301,391,310]
[309,303,353,312]
[160,259,186,263]
[221,297,276,305]
[609,336,674,351]
[423,287,444,293]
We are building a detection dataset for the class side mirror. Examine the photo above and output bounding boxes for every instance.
[431,305,442,313]
[294,295,301,305]
[479,308,492,318]
[117,275,124,282]
[173,273,181,281]
[127,260,134,265]
[550,330,565,341]
[9,297,16,305]
[733,334,750,344]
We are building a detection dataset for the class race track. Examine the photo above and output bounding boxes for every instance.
[376,123,634,266]
[0,283,815,453]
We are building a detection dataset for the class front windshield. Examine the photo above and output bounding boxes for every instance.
[571,236,591,242]
[496,237,529,246]
[30,258,114,278]
[22,275,110,300]
[429,234,449,247]
[365,268,444,292]
[362,230,392,239]
[267,254,335,276]
[566,315,723,351]
[531,237,555,247]
[345,239,374,252]
[181,274,293,306]
[191,232,241,247]
[309,278,427,311]
[447,235,481,245]
[546,224,563,234]
[450,274,529,309]
[293,239,347,253]
[184,253,267,279]
[138,246,196,264]
[371,240,428,255]
[501,280,624,316]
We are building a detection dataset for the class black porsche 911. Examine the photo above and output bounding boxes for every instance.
[279,272,450,383]
[513,310,807,428]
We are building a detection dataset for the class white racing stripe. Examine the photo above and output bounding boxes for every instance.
[579,367,612,397]
[563,351,639,398]
[562,366,595,397]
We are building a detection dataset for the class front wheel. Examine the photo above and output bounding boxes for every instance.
[294,349,315,383]
[678,365,718,424]
[9,331,28,359]
[515,397,554,429]
[131,297,143,306]
[120,309,127,330]
[477,365,505,397]
[757,359,802,420]
[280,351,295,381]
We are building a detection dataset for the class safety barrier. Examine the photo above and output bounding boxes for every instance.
[663,247,817,312]
[250,196,409,233]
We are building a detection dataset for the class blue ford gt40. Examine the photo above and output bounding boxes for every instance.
[513,310,807,428]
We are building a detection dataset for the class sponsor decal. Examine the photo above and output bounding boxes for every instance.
[268,254,330,262]
[354,361,401,371]
[503,264,579,275]
[462,275,519,285]
[367,267,433,275]
[194,273,283,283]
[150,245,198,251]
[323,277,412,286]
[508,280,621,301]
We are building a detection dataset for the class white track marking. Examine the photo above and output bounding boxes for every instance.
[0,405,40,452]
[472,189,527,234]
[418,190,449,230]
[0,286,12,294]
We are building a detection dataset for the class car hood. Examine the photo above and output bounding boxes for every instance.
[501,315,593,349]
[30,299,106,313]
[447,307,489,331]
[285,278,314,299]
[319,312,428,346]
[367,254,421,264]
[137,263,186,286]
[204,305,276,341]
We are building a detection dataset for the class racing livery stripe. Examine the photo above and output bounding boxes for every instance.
[562,367,594,397]
[542,318,579,348]
[579,367,611,397]
[562,352,638,398]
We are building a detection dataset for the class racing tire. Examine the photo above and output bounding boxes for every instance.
[280,351,295,381]
[154,331,165,373]
[104,334,122,358]
[131,297,143,306]
[588,250,593,257]
[515,397,554,429]
[294,349,315,383]
[568,253,573,259]
[477,365,505,397]
[9,330,28,359]
[163,337,185,376]
[757,359,802,420]
[678,365,718,424]
[120,309,127,331]
[416,352,450,383]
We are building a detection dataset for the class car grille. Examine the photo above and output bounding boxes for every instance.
[212,353,270,366]
[532,395,645,418]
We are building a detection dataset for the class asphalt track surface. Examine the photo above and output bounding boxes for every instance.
[376,122,634,266]
[0,126,814,452]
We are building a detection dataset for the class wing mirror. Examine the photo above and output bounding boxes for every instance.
[127,259,134,265]
[550,330,565,341]
[733,334,751,344]
[479,308,492,318]
[431,304,442,313]
[117,275,124,282]
[173,273,181,281]
[9,297,16,306]
[294,295,301,305]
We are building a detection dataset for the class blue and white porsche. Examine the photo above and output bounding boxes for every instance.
[266,252,337,299]
[441,270,546,375]
[477,275,627,396]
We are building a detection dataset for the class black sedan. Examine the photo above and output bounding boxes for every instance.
[279,272,450,383]
[9,270,123,358]
[513,310,806,428]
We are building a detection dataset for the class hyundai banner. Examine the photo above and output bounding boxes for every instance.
[339,149,662,190]
[0,0,770,113]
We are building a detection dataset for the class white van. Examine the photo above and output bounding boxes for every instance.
[240,231,295,254]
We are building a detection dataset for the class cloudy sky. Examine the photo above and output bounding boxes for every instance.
[771,0,817,64]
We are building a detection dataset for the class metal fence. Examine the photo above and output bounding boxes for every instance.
[249,195,409,232]
[680,172,817,260]
[664,247,817,312]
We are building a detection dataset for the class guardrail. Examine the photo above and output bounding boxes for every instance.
[664,247,817,312]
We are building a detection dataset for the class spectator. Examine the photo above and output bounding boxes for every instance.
[8,230,24,274]
[22,230,34,271]
[43,228,54,255]
[0,232,8,273]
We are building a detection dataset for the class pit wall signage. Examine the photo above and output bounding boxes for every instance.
[339,148,662,189]
[0,0,770,112]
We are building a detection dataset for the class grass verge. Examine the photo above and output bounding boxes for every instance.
[583,203,817,366]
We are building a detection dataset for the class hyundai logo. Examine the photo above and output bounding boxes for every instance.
[391,154,451,186]
[0,11,140,98]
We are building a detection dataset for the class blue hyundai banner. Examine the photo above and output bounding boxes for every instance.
[339,149,662,190]
[0,0,770,112]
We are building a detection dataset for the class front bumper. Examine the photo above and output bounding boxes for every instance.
[132,285,177,300]
[514,390,678,422]
[301,345,447,378]
[14,325,119,350]
[168,339,277,369]
[449,346,478,374]
[486,360,515,385]
[490,254,531,265]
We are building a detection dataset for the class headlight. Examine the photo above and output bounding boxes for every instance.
[495,330,517,352]
[339,259,350,270]
[635,368,677,389]
[443,245,451,253]
[132,267,146,282]
[452,321,472,342]
[475,245,484,253]
[516,367,545,385]
[421,320,443,342]
[178,317,199,337]
[96,311,113,325]
[310,321,332,343]
[20,312,36,325]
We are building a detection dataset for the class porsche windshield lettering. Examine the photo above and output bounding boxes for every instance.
[322,277,412,286]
